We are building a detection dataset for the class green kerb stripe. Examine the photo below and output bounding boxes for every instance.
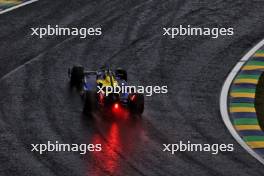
[231,88,255,93]
[233,118,258,125]
[0,4,15,8]
[255,50,264,54]
[236,75,260,79]
[246,61,264,66]
[230,103,254,108]
[243,136,264,142]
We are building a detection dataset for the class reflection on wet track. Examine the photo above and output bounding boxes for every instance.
[86,110,148,176]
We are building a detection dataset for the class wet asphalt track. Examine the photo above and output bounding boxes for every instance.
[1,0,264,175]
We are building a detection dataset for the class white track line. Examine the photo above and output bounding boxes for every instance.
[220,38,264,165]
[0,0,38,15]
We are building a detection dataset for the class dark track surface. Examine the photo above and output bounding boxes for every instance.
[1,0,264,175]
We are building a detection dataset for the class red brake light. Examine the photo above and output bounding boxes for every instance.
[99,93,104,104]
[130,95,136,101]
[114,103,119,109]
[100,93,104,100]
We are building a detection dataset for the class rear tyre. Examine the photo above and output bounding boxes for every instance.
[129,93,144,115]
[83,91,98,115]
[70,66,84,90]
[115,68,127,81]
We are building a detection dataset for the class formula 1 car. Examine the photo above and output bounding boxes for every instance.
[68,65,144,115]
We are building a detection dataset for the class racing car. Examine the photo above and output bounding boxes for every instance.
[68,65,144,115]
